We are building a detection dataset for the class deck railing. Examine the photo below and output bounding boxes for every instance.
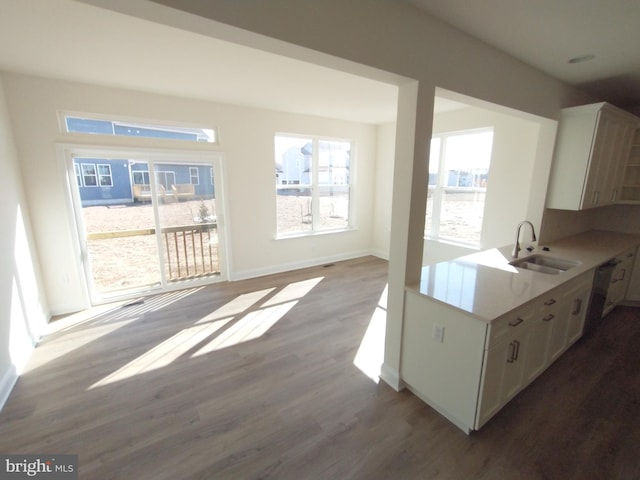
[86,222,219,281]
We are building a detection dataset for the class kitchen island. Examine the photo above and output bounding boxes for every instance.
[401,230,640,433]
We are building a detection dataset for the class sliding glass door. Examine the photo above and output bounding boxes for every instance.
[67,149,225,303]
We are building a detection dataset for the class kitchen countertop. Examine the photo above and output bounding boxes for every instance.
[409,230,640,323]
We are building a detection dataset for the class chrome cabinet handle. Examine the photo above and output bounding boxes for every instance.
[507,342,516,363]
[620,268,626,280]
[543,314,555,322]
[513,340,520,361]
[508,317,524,327]
[572,298,582,315]
[544,298,557,306]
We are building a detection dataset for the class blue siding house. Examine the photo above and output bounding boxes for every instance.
[68,117,215,206]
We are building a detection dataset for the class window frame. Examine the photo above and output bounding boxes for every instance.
[81,163,98,187]
[425,127,494,248]
[60,112,218,144]
[275,134,353,238]
[155,170,176,189]
[74,163,82,187]
[132,170,150,185]
[189,167,200,185]
[97,164,113,187]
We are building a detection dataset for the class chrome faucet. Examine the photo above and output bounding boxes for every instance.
[512,220,537,258]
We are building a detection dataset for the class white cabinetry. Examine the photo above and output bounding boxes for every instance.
[564,273,594,347]
[619,128,640,202]
[524,292,561,382]
[401,291,487,433]
[402,269,596,433]
[476,303,534,427]
[546,102,637,210]
[605,247,636,314]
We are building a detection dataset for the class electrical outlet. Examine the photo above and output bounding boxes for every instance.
[432,324,445,343]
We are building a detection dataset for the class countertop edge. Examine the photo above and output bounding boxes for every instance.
[407,230,640,323]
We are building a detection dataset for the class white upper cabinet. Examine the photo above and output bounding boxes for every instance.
[546,102,638,210]
[620,128,640,203]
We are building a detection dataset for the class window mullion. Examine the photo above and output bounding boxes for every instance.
[431,135,446,238]
[311,138,320,231]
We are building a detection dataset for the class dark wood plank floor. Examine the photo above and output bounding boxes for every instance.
[1,256,639,479]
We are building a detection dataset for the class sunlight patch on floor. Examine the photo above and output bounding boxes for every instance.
[88,276,324,389]
[195,288,275,323]
[353,284,388,383]
[193,301,297,356]
[89,317,232,388]
[36,288,205,371]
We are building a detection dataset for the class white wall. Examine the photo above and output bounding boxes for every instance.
[30,0,599,390]
[1,72,381,314]
[422,104,554,264]
[371,122,396,258]
[0,76,49,409]
[133,0,594,389]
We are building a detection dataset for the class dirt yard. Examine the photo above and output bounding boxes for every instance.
[81,191,481,294]
[81,194,348,294]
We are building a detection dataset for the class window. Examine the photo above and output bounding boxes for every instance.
[97,164,113,187]
[190,167,200,185]
[81,164,98,187]
[132,170,150,185]
[64,115,217,143]
[426,128,494,247]
[156,171,176,189]
[275,135,352,236]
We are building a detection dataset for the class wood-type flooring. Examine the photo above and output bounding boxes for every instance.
[1,256,639,479]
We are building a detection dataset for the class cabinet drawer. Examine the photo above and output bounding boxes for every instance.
[487,304,534,348]
[538,290,562,317]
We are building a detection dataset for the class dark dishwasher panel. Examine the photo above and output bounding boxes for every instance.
[584,260,616,335]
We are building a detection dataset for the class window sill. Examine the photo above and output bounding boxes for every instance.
[424,236,481,250]
[276,227,356,240]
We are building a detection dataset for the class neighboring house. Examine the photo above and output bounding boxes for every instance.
[73,158,215,206]
[69,119,215,206]
[276,141,350,190]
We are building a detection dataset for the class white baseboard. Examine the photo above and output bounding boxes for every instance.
[230,250,374,281]
[380,362,404,392]
[0,364,18,412]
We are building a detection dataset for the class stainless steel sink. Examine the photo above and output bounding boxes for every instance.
[509,254,579,275]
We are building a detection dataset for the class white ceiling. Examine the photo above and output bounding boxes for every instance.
[0,0,399,124]
[2,0,637,126]
[406,0,640,107]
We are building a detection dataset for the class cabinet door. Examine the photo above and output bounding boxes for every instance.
[546,103,638,211]
[583,110,634,208]
[605,248,636,313]
[476,304,534,428]
[477,333,528,426]
[525,293,561,381]
[566,280,592,346]
[607,121,635,203]
[476,342,508,427]
[502,331,529,402]
[625,246,640,301]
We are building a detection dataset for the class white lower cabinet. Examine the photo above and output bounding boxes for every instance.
[525,292,561,383]
[401,270,596,433]
[476,271,595,430]
[605,247,636,314]
[476,304,533,428]
[564,273,594,347]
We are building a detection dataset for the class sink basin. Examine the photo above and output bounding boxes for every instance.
[509,254,579,275]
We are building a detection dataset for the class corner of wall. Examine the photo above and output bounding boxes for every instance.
[0,365,18,411]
